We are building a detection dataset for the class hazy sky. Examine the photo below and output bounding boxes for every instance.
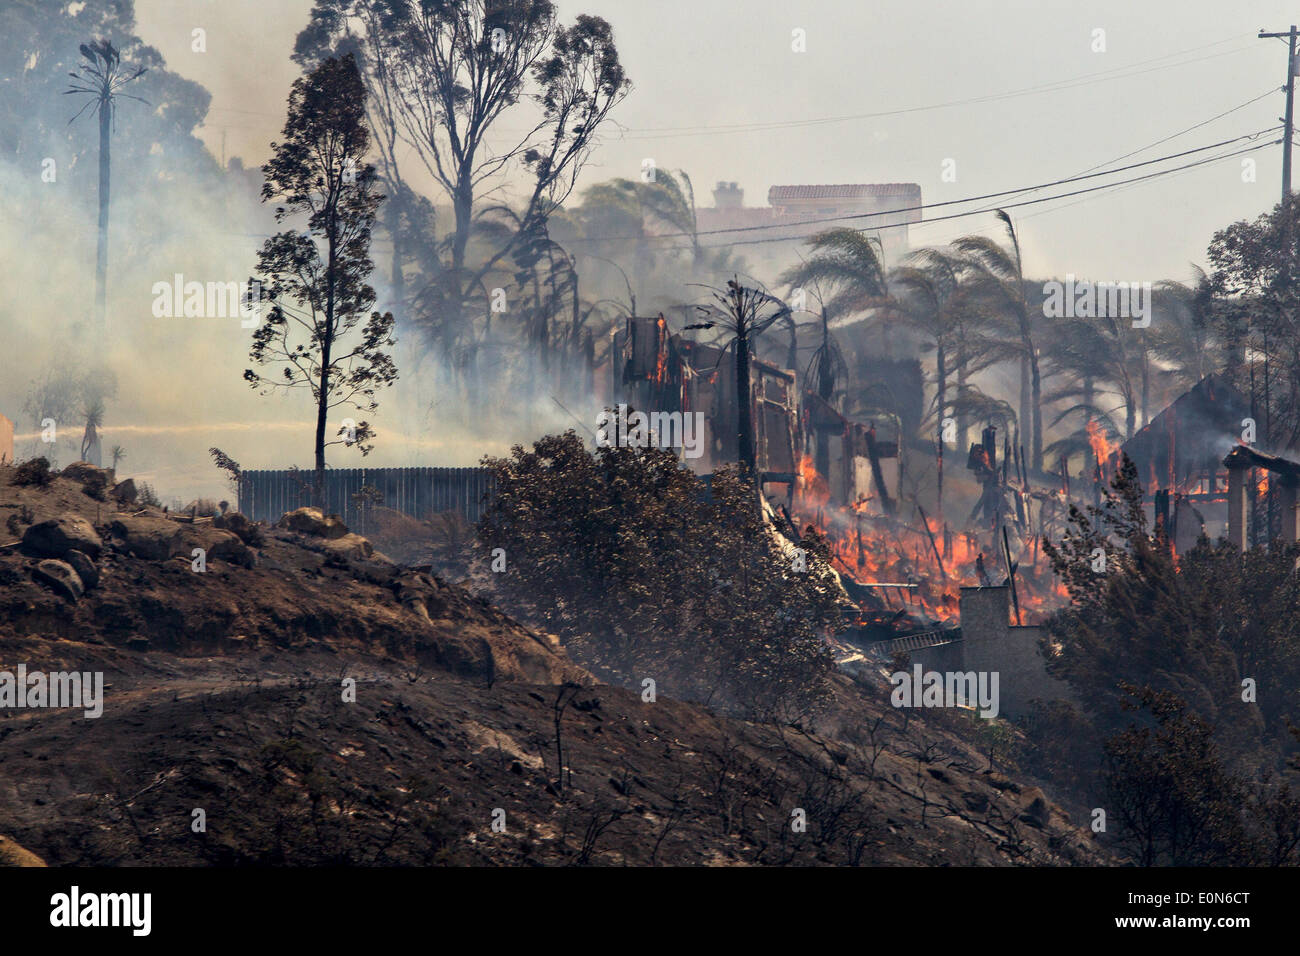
[134,0,1300,285]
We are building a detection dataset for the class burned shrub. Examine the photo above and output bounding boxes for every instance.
[478,428,842,721]
[11,457,53,488]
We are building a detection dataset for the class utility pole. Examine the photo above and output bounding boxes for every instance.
[1260,26,1299,202]
[1259,27,1297,536]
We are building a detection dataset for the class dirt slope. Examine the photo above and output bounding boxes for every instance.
[0,464,1107,865]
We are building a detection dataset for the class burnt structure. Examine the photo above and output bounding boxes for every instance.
[606,314,900,510]
[1119,374,1249,499]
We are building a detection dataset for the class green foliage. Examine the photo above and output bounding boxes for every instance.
[1037,456,1300,864]
[477,425,842,720]
[136,481,161,508]
[1103,686,1250,865]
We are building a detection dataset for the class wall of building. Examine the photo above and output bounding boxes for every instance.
[900,586,1077,720]
[0,413,12,465]
[958,586,1076,719]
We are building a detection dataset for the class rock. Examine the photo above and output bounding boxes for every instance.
[987,771,1021,793]
[59,461,112,485]
[1019,788,1052,829]
[351,557,399,586]
[64,549,99,590]
[178,526,254,568]
[22,516,102,560]
[33,559,84,602]
[320,532,374,561]
[109,515,184,561]
[111,478,137,504]
[277,507,349,539]
[213,511,263,546]
[961,791,990,814]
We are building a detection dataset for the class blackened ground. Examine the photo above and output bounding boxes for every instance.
[0,464,1107,865]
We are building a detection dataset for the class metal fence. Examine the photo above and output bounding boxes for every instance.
[238,467,494,534]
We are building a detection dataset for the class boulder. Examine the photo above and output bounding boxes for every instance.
[59,461,112,485]
[1019,787,1052,829]
[277,507,349,539]
[111,478,137,504]
[213,511,262,546]
[64,549,99,590]
[320,533,374,562]
[109,515,184,561]
[33,559,84,602]
[178,525,254,568]
[22,516,102,560]
[961,790,990,814]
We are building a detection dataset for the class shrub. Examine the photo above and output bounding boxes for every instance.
[11,457,52,487]
[478,424,843,720]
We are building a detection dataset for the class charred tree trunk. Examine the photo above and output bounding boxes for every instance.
[736,329,755,476]
[94,92,110,328]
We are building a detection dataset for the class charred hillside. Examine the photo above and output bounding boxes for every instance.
[0,462,1105,866]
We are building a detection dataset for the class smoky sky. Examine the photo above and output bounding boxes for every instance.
[7,0,1294,503]
[138,0,1297,282]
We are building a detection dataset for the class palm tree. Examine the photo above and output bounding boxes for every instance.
[79,399,104,466]
[64,40,148,329]
[953,210,1044,471]
[1151,269,1227,389]
[780,228,889,322]
[780,228,891,398]
[110,445,125,472]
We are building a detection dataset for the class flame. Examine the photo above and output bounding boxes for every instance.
[652,315,670,384]
[786,456,1067,626]
[796,454,830,508]
[1258,471,1269,495]
[1086,419,1118,469]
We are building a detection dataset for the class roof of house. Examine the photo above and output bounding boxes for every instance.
[768,184,922,203]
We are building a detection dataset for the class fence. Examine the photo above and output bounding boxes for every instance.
[238,467,495,534]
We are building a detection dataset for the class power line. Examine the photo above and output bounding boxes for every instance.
[703,138,1280,249]
[964,88,1279,216]
[617,37,1257,139]
[563,127,1279,245]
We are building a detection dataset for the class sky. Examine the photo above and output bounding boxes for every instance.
[135,0,1300,285]
[20,0,1288,502]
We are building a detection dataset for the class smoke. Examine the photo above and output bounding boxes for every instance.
[0,4,588,506]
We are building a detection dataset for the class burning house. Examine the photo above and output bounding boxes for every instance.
[1117,374,1251,549]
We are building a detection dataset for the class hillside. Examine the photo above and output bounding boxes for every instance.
[0,462,1107,865]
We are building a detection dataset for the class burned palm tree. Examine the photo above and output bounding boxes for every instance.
[686,278,791,477]
[952,210,1043,471]
[780,228,890,403]
[79,399,104,466]
[64,39,148,329]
